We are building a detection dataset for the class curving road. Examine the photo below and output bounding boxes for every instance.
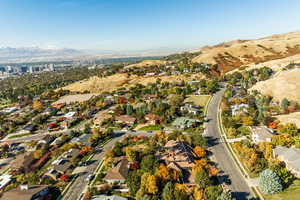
[205,87,255,200]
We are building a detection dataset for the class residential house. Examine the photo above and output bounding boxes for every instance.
[180,102,200,115]
[250,126,274,143]
[19,124,36,134]
[172,117,200,129]
[10,152,35,174]
[2,106,18,113]
[103,157,129,184]
[44,149,80,181]
[115,115,136,126]
[45,107,58,115]
[144,113,161,125]
[158,140,197,183]
[1,185,55,200]
[143,94,158,103]
[71,134,92,146]
[37,135,55,149]
[91,195,128,200]
[64,111,76,119]
[273,146,300,178]
[0,174,12,190]
[231,103,249,116]
[93,110,113,126]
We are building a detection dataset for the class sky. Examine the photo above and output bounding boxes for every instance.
[1,0,300,52]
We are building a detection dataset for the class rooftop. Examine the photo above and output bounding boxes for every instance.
[273,146,300,171]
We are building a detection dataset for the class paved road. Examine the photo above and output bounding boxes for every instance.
[2,119,90,143]
[62,131,154,200]
[206,87,255,200]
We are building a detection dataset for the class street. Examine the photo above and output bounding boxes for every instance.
[205,87,255,200]
[62,130,154,200]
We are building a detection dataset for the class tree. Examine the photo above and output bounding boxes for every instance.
[195,168,211,189]
[271,134,292,147]
[141,154,157,172]
[268,121,278,129]
[207,165,219,176]
[33,149,43,159]
[190,133,207,147]
[281,98,289,112]
[33,100,43,111]
[162,182,174,200]
[60,174,69,182]
[112,142,124,156]
[217,191,235,200]
[127,170,142,195]
[205,185,223,200]
[193,146,206,158]
[156,164,170,183]
[227,128,238,138]
[270,163,294,186]
[193,188,205,200]
[162,182,189,200]
[278,123,298,136]
[259,169,283,194]
[140,173,158,194]
[242,116,254,126]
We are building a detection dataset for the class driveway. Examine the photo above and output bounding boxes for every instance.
[205,87,256,200]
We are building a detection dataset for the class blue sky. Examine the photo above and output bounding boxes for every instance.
[1,0,300,51]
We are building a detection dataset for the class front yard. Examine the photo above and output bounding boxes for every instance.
[185,95,211,107]
[264,180,300,200]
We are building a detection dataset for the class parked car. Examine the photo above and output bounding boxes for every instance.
[225,178,231,185]
[85,174,94,182]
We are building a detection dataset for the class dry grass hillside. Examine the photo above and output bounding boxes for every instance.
[249,68,300,103]
[228,53,300,74]
[61,73,204,93]
[124,60,167,69]
[276,112,300,128]
[192,30,300,73]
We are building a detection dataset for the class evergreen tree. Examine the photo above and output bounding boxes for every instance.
[259,169,283,194]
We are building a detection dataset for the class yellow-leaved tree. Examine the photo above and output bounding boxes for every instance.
[156,164,170,182]
[193,146,206,158]
[33,100,43,111]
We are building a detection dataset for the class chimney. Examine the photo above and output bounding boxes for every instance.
[20,185,28,190]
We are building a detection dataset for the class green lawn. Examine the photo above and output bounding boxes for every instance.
[185,95,211,107]
[8,133,32,139]
[138,125,161,131]
[264,180,300,200]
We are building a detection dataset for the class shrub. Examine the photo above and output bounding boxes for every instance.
[259,169,283,194]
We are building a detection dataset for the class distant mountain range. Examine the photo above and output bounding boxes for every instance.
[0,47,85,63]
[0,46,189,64]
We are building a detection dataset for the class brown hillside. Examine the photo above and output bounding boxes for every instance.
[61,73,204,93]
[248,68,300,104]
[192,30,300,73]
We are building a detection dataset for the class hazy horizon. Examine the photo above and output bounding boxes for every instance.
[1,0,300,51]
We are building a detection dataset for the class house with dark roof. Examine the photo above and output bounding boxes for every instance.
[273,146,300,178]
[103,158,129,184]
[1,185,57,200]
[158,140,197,184]
[10,152,36,175]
